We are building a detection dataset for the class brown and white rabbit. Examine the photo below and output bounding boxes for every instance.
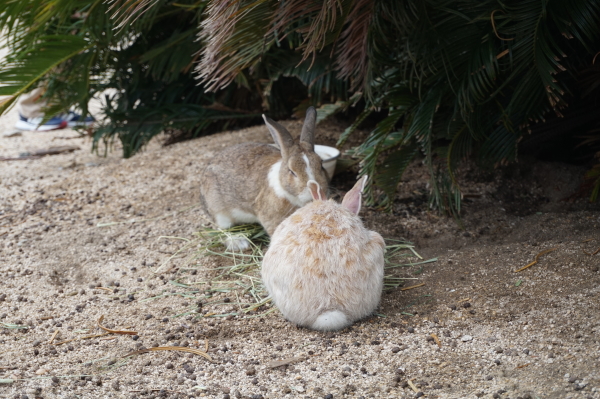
[199,107,329,250]
[261,175,386,331]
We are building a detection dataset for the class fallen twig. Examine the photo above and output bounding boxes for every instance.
[407,379,419,393]
[48,330,59,344]
[583,247,600,256]
[122,346,213,363]
[267,357,306,368]
[401,283,425,291]
[53,332,111,346]
[1,156,42,161]
[129,389,185,394]
[430,333,441,348]
[97,315,137,335]
[0,146,80,161]
[514,247,558,272]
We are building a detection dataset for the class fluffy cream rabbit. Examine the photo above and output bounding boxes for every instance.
[200,107,329,250]
[261,175,386,331]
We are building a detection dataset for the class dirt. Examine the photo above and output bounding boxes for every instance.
[1,103,599,399]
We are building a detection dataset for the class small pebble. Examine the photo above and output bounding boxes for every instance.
[391,347,401,353]
[495,347,503,353]
[407,327,415,333]
[461,335,473,342]
[462,302,472,308]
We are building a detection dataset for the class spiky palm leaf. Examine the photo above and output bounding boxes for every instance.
[2,0,599,212]
[0,0,264,157]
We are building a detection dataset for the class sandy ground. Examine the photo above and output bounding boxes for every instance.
[1,100,599,399]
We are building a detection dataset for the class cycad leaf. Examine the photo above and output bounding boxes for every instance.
[374,142,419,208]
[0,35,89,114]
[337,107,372,146]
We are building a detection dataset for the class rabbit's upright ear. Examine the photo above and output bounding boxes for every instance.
[263,115,295,158]
[342,175,368,215]
[300,106,317,150]
[307,180,326,201]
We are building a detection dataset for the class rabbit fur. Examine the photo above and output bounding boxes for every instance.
[261,175,386,331]
[200,107,328,250]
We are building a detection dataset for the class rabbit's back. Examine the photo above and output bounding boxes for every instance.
[262,200,385,330]
[201,143,280,202]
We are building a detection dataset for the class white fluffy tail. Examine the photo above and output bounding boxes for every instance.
[311,310,349,331]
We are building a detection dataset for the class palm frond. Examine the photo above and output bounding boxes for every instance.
[374,142,419,209]
[197,0,275,91]
[0,35,89,113]
[334,0,374,90]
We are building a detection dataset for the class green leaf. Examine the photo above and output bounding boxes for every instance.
[374,143,419,209]
[337,107,372,146]
[0,35,89,114]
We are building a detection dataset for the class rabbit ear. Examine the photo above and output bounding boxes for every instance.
[263,115,295,157]
[307,180,326,201]
[300,106,317,150]
[342,175,368,215]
